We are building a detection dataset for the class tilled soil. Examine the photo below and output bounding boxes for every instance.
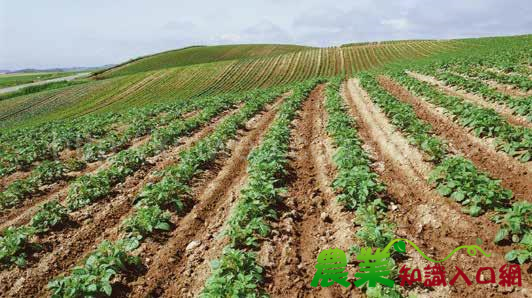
[0,109,202,229]
[408,71,532,129]
[264,85,362,298]
[343,78,530,298]
[378,75,532,200]
[0,104,243,297]
[126,97,284,298]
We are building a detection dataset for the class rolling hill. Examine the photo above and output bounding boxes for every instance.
[0,39,471,128]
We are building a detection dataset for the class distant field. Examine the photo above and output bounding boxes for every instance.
[0,39,471,128]
[0,72,77,88]
[99,44,310,78]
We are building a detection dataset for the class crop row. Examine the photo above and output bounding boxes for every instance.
[46,86,286,297]
[450,63,531,92]
[359,72,530,263]
[202,79,321,297]
[325,77,401,296]
[391,71,532,162]
[419,67,532,121]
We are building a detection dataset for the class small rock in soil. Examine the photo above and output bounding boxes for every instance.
[186,240,201,251]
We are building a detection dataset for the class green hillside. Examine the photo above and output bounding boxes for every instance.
[98,44,310,78]
[3,36,525,129]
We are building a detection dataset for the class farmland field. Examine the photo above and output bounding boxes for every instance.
[0,34,530,298]
[0,72,79,89]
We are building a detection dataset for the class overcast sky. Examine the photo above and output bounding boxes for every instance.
[1,0,531,70]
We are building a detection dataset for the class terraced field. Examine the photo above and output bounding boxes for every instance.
[0,34,530,297]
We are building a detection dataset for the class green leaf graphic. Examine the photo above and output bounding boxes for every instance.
[393,240,406,253]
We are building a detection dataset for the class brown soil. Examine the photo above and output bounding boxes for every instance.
[0,160,105,230]
[0,104,243,297]
[265,85,362,298]
[343,78,531,298]
[0,170,32,190]
[378,75,532,201]
[485,79,532,98]
[0,108,204,229]
[407,71,531,129]
[126,97,284,298]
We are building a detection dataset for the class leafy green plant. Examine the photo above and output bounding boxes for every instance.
[429,156,512,216]
[354,200,395,248]
[121,205,171,237]
[0,226,39,267]
[202,247,265,297]
[30,200,69,232]
[48,238,140,297]
[66,172,112,210]
[492,201,531,264]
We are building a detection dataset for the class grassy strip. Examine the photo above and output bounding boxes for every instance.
[0,80,86,101]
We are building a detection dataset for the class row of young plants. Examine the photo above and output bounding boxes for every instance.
[0,159,84,209]
[0,94,200,178]
[80,98,200,162]
[390,71,532,162]
[0,112,120,177]
[46,86,287,297]
[419,66,532,121]
[449,62,531,92]
[65,92,244,211]
[359,72,531,264]
[0,91,248,270]
[0,97,208,210]
[324,77,401,297]
[201,79,321,297]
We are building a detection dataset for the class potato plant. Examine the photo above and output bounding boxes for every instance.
[392,71,531,162]
[204,79,322,297]
[493,201,531,264]
[47,239,141,297]
[322,77,400,297]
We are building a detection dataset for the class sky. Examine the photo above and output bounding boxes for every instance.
[1,0,531,70]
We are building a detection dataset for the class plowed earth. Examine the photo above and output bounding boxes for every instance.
[1,79,529,298]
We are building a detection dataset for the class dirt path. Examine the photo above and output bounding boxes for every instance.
[379,76,532,200]
[408,71,532,129]
[126,97,284,298]
[484,79,532,98]
[0,73,90,95]
[264,85,361,297]
[0,106,243,297]
[343,78,530,297]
